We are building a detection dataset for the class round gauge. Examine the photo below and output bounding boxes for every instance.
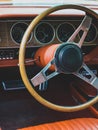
[10,22,32,44]
[34,22,55,44]
[56,22,75,42]
[79,24,97,43]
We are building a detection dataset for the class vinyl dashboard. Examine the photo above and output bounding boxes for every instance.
[0,16,98,48]
[0,12,98,67]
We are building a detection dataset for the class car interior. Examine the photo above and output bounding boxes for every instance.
[0,0,98,130]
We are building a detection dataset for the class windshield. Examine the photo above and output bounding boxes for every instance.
[0,0,98,6]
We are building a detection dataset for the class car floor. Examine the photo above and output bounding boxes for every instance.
[0,75,96,130]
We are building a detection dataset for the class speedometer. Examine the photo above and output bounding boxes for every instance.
[10,22,32,44]
[56,22,75,42]
[34,22,55,44]
[79,24,97,43]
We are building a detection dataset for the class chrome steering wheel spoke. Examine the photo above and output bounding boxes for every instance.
[74,63,98,89]
[67,15,92,48]
[31,59,59,87]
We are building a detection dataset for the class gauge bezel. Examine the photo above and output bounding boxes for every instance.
[34,22,55,45]
[79,23,98,44]
[56,22,75,43]
[10,22,33,45]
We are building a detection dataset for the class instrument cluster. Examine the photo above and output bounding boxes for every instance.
[0,17,98,48]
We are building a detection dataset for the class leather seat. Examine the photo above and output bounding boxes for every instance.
[19,118,98,130]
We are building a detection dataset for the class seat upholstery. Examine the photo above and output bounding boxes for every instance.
[19,118,98,130]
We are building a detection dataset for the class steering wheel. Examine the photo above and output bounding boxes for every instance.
[19,4,98,112]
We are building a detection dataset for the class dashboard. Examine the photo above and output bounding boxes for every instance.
[0,4,98,69]
[0,16,98,49]
[0,3,97,98]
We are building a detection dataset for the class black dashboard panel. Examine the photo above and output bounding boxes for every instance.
[0,16,97,66]
[0,16,98,49]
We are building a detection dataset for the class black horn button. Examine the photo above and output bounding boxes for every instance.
[55,43,83,73]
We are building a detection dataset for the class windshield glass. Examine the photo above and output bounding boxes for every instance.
[0,0,98,6]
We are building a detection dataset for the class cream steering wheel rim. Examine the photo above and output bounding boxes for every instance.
[19,4,98,112]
